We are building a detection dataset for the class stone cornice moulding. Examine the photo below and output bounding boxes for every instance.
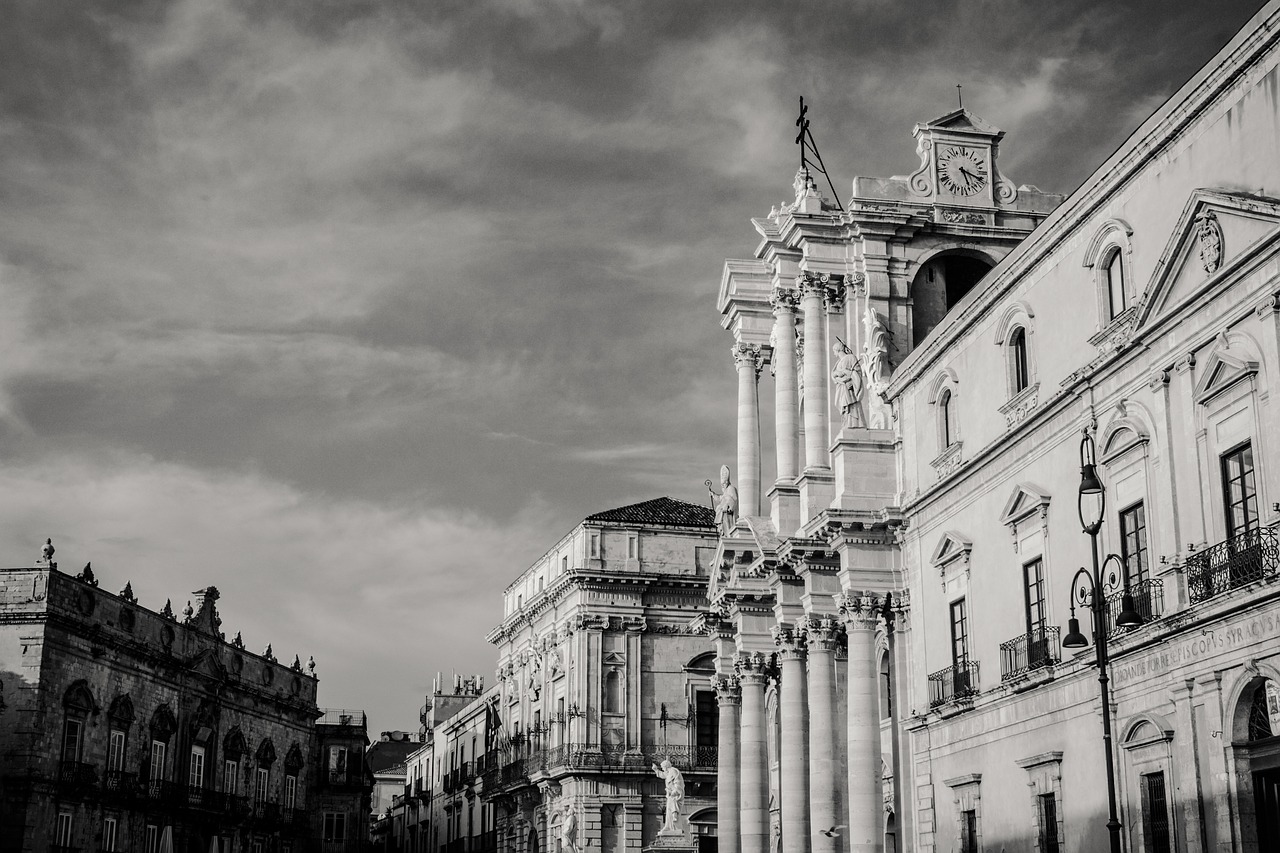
[885,8,1280,396]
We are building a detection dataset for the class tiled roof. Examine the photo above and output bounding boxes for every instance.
[584,496,715,529]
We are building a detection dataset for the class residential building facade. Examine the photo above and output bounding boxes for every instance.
[482,498,721,853]
[705,3,1280,852]
[314,709,375,852]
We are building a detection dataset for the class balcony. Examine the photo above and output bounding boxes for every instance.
[1104,578,1163,639]
[57,761,98,792]
[251,801,282,826]
[928,660,980,708]
[476,830,498,853]
[102,770,139,802]
[999,627,1060,682]
[1187,525,1279,605]
[327,770,366,789]
[488,743,718,791]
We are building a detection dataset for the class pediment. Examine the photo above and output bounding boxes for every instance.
[603,651,626,667]
[1137,190,1280,327]
[1001,483,1051,528]
[187,647,228,681]
[917,108,1003,138]
[930,532,973,567]
[1193,342,1260,403]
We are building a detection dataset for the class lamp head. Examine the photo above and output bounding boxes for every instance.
[1115,592,1144,628]
[1062,616,1089,648]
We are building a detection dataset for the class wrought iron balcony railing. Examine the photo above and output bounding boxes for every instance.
[1103,577,1163,638]
[1186,525,1280,605]
[928,660,980,708]
[102,769,138,800]
[58,761,98,790]
[999,627,1060,682]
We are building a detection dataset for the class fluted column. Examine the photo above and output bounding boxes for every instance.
[837,592,884,853]
[803,615,843,853]
[771,287,800,483]
[772,623,810,852]
[736,652,772,853]
[714,675,742,853]
[733,342,765,517]
[797,275,829,470]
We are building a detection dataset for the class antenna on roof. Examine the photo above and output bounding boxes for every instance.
[794,96,845,212]
[956,83,963,110]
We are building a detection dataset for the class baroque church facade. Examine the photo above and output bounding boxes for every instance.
[702,3,1280,853]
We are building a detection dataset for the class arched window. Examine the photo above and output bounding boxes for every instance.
[939,389,955,448]
[1105,249,1128,319]
[1010,327,1029,393]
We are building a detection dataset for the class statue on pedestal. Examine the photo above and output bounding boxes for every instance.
[831,341,864,429]
[706,466,739,536]
[652,759,687,836]
[559,798,579,853]
[862,305,893,429]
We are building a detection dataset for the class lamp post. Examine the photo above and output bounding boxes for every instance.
[1062,429,1143,853]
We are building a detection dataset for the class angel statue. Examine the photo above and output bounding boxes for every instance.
[706,466,739,536]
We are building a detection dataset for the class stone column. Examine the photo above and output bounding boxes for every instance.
[736,652,772,853]
[733,342,766,518]
[803,615,843,853]
[771,287,800,483]
[798,273,832,471]
[837,592,883,853]
[714,675,743,853]
[772,623,810,852]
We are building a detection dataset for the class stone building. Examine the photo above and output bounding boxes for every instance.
[314,709,375,851]
[704,2,1280,852]
[369,732,420,825]
[481,497,722,853]
[0,546,358,853]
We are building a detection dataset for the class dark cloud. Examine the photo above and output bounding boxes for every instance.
[0,0,1265,731]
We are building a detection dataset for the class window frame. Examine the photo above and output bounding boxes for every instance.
[56,812,73,847]
[950,598,969,668]
[1023,557,1047,638]
[1118,501,1150,586]
[189,745,206,789]
[103,816,119,853]
[1009,326,1030,394]
[939,388,955,448]
[107,728,126,773]
[1221,440,1259,538]
[1105,248,1129,320]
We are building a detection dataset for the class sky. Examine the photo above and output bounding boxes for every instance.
[0,0,1266,734]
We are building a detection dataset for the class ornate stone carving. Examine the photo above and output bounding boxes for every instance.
[652,759,688,837]
[1195,209,1223,273]
[835,591,884,631]
[733,651,774,683]
[800,615,843,651]
[711,674,741,704]
[908,135,933,197]
[998,383,1039,429]
[930,440,964,479]
[770,287,800,313]
[707,465,739,537]
[941,210,984,225]
[732,341,765,375]
[832,342,865,429]
[771,622,808,659]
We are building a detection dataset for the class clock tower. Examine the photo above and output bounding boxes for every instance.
[907,108,1018,211]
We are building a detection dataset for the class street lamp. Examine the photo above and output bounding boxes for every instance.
[1063,429,1144,853]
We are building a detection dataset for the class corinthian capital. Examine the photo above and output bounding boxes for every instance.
[796,270,834,297]
[770,286,800,313]
[733,651,775,684]
[711,674,741,705]
[888,589,911,633]
[799,614,843,651]
[835,590,885,632]
[771,621,808,660]
[731,341,765,374]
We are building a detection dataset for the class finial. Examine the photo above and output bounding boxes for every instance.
[292,654,302,672]
[78,563,98,587]
[232,631,244,649]
[795,96,810,171]
[307,655,316,676]
[956,83,963,109]
[263,643,275,662]
[38,538,55,568]
[161,599,175,620]
[120,581,136,603]
[182,600,194,622]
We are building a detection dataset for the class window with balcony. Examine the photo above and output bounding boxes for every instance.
[1223,442,1259,538]
[61,718,83,764]
[150,740,167,782]
[102,817,118,852]
[145,826,159,853]
[950,598,969,667]
[255,767,269,804]
[108,730,125,773]
[324,812,348,842]
[224,759,239,793]
[189,746,206,789]
[329,745,348,783]
[55,812,72,847]
[1119,502,1150,585]
[285,774,297,810]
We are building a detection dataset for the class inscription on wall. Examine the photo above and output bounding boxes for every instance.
[1113,608,1280,685]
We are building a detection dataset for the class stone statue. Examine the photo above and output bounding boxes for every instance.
[831,341,864,429]
[559,798,579,853]
[862,305,893,429]
[706,466,739,536]
[652,759,687,836]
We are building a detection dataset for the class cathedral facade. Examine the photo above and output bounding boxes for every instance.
[704,3,1280,853]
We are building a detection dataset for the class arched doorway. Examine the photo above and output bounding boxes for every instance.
[884,811,897,853]
[1231,676,1280,850]
[528,827,540,853]
[690,808,718,853]
[910,249,996,347]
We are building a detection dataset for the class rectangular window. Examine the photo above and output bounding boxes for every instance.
[55,812,73,846]
[189,745,206,788]
[1222,442,1259,538]
[108,729,126,772]
[1142,771,1172,853]
[950,598,969,666]
[1119,502,1150,585]
[627,535,637,560]
[1038,793,1060,853]
[61,718,83,763]
[695,690,719,748]
[561,554,568,572]
[590,533,600,558]
[285,774,297,810]
[256,767,269,803]
[1023,557,1047,637]
[103,817,119,853]
[960,809,978,853]
[150,740,167,782]
[1106,251,1127,320]
[324,812,348,842]
[224,759,238,793]
[252,840,264,853]
[145,825,159,853]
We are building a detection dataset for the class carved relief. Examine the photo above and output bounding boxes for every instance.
[941,210,985,225]
[1195,209,1223,274]
[835,591,884,631]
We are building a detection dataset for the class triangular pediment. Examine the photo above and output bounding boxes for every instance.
[1001,483,1051,528]
[1137,190,1280,326]
[603,651,626,666]
[917,108,1003,138]
[930,531,973,567]
[1193,343,1259,402]
[187,647,228,681]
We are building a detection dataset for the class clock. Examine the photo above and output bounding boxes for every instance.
[937,146,988,196]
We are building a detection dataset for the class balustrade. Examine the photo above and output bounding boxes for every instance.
[1104,578,1163,638]
[1187,525,1279,604]
[999,627,1060,681]
[928,660,980,707]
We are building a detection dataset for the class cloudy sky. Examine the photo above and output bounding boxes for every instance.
[1,0,1265,732]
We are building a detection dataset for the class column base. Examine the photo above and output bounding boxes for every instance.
[830,428,896,512]
[768,481,801,539]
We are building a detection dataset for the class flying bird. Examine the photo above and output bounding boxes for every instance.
[819,826,845,838]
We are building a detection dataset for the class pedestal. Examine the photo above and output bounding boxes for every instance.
[830,428,896,512]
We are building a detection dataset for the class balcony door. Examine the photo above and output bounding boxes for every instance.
[1023,558,1048,667]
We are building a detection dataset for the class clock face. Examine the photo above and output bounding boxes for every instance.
[938,146,988,196]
